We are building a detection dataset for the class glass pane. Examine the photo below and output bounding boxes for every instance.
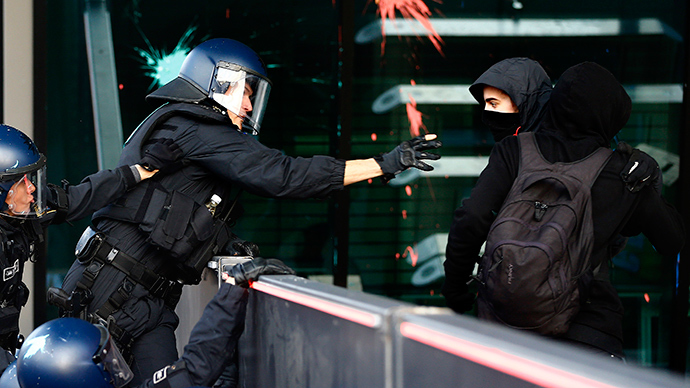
[42,0,686,372]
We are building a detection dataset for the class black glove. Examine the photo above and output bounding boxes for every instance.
[617,142,662,193]
[443,290,476,314]
[140,138,184,173]
[232,240,261,257]
[221,233,260,256]
[442,281,475,314]
[229,257,296,288]
[374,135,442,181]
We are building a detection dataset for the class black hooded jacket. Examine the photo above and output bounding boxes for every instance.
[469,57,552,140]
[445,62,685,355]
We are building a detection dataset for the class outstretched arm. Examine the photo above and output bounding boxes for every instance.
[344,134,442,186]
[344,159,383,186]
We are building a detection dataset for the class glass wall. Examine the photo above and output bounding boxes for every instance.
[40,0,687,372]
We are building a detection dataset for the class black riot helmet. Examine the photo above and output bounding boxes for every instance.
[0,125,49,218]
[147,38,272,135]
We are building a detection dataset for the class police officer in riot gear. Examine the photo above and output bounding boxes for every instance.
[2,258,294,388]
[0,124,181,373]
[59,37,442,386]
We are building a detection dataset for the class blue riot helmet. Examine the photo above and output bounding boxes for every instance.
[147,38,272,135]
[0,125,48,218]
[0,362,20,388]
[15,318,133,388]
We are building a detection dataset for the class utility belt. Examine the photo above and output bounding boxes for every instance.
[64,226,183,352]
[75,227,183,307]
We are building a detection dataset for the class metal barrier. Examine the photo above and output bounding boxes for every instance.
[239,275,688,388]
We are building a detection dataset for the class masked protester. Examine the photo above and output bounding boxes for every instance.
[468,57,662,191]
[1,259,294,388]
[469,57,552,142]
[59,38,442,386]
[444,62,685,359]
[0,125,180,374]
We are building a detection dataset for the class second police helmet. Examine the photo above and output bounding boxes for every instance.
[0,125,49,218]
[10,318,133,388]
[147,38,272,135]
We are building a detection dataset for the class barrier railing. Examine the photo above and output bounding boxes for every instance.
[238,275,688,388]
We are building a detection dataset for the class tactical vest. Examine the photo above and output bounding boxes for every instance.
[0,218,33,351]
[92,103,235,283]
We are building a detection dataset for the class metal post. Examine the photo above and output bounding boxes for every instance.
[83,0,122,170]
[332,0,355,288]
[669,2,690,373]
[32,0,47,328]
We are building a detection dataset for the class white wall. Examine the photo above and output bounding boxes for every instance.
[4,0,35,334]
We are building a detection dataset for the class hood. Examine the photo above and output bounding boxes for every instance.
[539,62,631,147]
[469,57,552,135]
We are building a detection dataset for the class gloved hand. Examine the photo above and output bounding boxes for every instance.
[139,138,184,173]
[374,135,442,182]
[442,281,475,314]
[229,257,296,288]
[617,142,662,193]
[232,240,261,257]
[443,291,476,314]
[222,234,261,257]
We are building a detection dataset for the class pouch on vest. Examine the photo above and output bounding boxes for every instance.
[140,190,215,259]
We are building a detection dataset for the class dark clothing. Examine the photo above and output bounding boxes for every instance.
[0,165,140,371]
[62,102,346,385]
[469,57,552,140]
[444,63,685,356]
[134,283,247,388]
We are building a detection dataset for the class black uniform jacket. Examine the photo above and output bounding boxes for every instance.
[62,103,346,338]
[138,283,248,388]
[0,165,141,369]
[444,62,686,355]
[0,164,140,311]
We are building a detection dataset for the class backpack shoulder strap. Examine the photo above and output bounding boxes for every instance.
[516,132,548,174]
[560,146,613,188]
[517,132,613,187]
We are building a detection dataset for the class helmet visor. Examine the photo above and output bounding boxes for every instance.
[211,62,271,135]
[94,325,133,388]
[1,155,49,218]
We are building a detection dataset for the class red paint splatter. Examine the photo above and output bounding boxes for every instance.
[371,133,378,141]
[402,245,419,266]
[405,185,412,196]
[406,80,427,137]
[402,209,408,219]
[366,0,445,57]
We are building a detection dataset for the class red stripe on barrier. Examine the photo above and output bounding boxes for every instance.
[400,322,619,388]
[252,281,381,328]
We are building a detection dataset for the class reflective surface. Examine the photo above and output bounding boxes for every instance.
[42,0,687,371]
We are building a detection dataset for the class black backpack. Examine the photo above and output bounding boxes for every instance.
[476,132,612,335]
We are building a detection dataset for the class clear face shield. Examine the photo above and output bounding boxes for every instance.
[93,325,133,388]
[1,155,49,219]
[211,62,271,135]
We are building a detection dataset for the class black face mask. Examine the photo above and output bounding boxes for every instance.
[482,110,521,142]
